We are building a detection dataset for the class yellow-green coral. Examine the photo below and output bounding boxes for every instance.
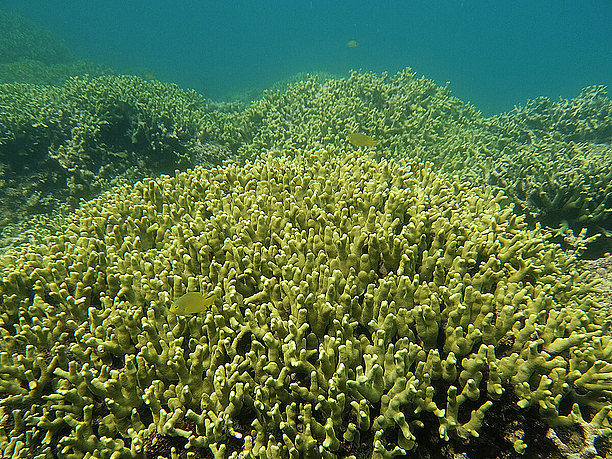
[4,69,610,256]
[202,71,612,253]
[487,86,612,251]
[203,69,499,176]
[0,148,610,457]
[0,74,225,230]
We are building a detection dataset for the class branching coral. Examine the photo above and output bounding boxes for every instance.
[0,149,610,457]
[203,69,498,176]
[487,87,612,251]
[3,69,610,256]
[0,75,228,231]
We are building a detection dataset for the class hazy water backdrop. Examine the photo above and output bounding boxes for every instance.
[2,0,611,114]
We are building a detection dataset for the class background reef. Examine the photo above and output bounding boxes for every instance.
[0,10,72,67]
[0,76,231,246]
[1,69,610,255]
[0,11,610,253]
[488,86,612,254]
[0,10,112,88]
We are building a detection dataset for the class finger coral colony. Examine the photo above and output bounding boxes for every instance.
[0,9,611,459]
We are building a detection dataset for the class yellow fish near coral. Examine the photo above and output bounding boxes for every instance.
[347,132,378,147]
[346,40,359,47]
[170,291,215,315]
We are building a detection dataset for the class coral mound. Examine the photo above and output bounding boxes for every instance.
[488,86,612,250]
[0,10,71,65]
[0,149,610,458]
[0,74,226,232]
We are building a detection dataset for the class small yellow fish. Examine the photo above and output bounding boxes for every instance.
[347,133,378,147]
[346,40,359,47]
[170,291,215,315]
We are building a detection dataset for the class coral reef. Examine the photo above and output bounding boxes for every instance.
[203,72,612,254]
[0,11,610,457]
[203,69,500,176]
[488,87,612,252]
[0,75,230,231]
[1,150,611,457]
[2,67,610,255]
[1,69,493,250]
[495,86,612,145]
[0,59,115,87]
[0,10,112,88]
[0,10,72,65]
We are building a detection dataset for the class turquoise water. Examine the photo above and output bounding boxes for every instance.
[2,0,611,114]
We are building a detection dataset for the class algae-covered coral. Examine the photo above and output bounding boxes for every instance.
[1,149,611,457]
